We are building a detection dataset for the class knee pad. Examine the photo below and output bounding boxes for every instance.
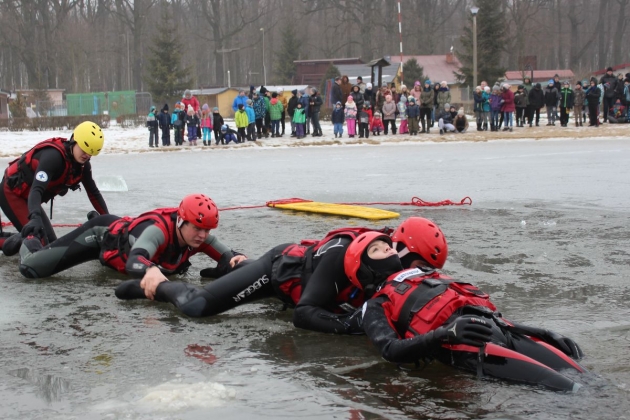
[180,296,208,318]
[19,264,40,279]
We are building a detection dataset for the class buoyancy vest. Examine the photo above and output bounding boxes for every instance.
[374,268,497,339]
[272,226,393,309]
[4,138,83,200]
[99,208,193,274]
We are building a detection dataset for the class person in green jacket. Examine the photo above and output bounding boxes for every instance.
[234,104,249,143]
[559,81,574,127]
[292,102,306,139]
[269,92,284,137]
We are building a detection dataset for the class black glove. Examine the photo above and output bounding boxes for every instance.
[509,322,583,359]
[87,210,100,221]
[21,213,45,239]
[436,316,494,347]
[200,250,238,278]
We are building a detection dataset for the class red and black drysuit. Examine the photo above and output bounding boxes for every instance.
[361,268,586,391]
[116,227,390,334]
[18,209,233,279]
[0,138,108,246]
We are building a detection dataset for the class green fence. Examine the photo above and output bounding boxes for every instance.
[66,91,137,118]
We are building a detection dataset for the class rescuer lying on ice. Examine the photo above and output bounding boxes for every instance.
[16,194,245,281]
[359,217,586,391]
[115,224,410,335]
[0,121,109,253]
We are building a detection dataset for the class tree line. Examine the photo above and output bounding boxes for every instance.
[0,0,627,96]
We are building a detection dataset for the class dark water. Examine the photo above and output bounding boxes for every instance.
[1,139,629,419]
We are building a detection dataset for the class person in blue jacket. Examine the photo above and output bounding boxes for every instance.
[245,99,256,141]
[232,90,249,113]
[220,124,239,145]
[156,104,171,146]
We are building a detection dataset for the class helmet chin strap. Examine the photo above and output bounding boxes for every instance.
[175,217,190,249]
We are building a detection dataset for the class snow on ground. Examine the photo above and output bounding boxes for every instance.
[0,116,627,159]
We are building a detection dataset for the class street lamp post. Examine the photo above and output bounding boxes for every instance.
[217,47,241,87]
[260,28,267,86]
[471,7,479,89]
[121,33,131,90]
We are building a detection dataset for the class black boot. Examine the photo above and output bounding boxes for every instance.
[477,122,482,131]
[1,232,23,256]
[115,279,147,300]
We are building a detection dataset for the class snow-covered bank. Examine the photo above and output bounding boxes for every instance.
[0,118,627,159]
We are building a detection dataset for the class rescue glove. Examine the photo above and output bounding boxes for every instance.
[21,213,45,240]
[509,323,583,359]
[436,316,494,347]
[87,211,100,221]
[199,250,244,278]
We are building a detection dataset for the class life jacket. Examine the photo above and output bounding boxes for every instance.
[4,138,83,200]
[272,226,392,309]
[99,208,193,275]
[374,268,497,339]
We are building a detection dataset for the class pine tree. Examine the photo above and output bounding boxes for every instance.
[9,92,27,118]
[144,5,193,106]
[273,25,301,84]
[399,59,426,86]
[319,64,341,94]
[455,0,506,86]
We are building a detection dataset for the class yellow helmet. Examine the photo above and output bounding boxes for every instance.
[73,121,104,156]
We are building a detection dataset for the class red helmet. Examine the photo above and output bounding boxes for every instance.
[177,194,219,230]
[344,231,393,290]
[391,217,448,269]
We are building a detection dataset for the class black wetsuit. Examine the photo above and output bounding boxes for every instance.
[116,238,365,335]
[0,145,108,243]
[18,214,232,279]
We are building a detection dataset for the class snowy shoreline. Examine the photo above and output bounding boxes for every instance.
[0,118,627,159]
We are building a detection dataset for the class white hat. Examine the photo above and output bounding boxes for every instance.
[278,87,284,93]
[367,83,373,89]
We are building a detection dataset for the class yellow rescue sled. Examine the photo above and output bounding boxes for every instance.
[266,198,400,220]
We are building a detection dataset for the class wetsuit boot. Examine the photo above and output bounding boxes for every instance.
[115,279,147,300]
[1,232,24,256]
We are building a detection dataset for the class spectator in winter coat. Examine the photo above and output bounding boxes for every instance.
[212,107,224,145]
[573,82,586,127]
[600,67,618,122]
[371,112,385,135]
[514,85,529,127]
[453,108,469,133]
[586,77,601,127]
[340,75,352,106]
[220,124,239,145]
[419,80,434,133]
[397,96,408,134]
[358,103,372,138]
[500,84,515,131]
[481,86,491,131]
[344,95,358,138]
[350,85,365,112]
[558,81,574,127]
[269,93,284,137]
[200,104,213,146]
[331,77,343,106]
[363,83,376,109]
[147,106,159,148]
[277,88,288,135]
[432,83,440,126]
[332,101,345,138]
[287,90,299,137]
[436,81,452,111]
[437,103,456,134]
[298,90,311,135]
[615,73,626,102]
[382,94,397,135]
[544,80,560,125]
[528,83,545,127]
[356,76,366,93]
[252,92,267,139]
[489,86,503,131]
[181,90,200,115]
[185,106,199,145]
[292,103,306,139]
[406,97,420,135]
[232,90,249,113]
[156,104,171,146]
[375,85,391,115]
[473,86,485,131]
[245,100,256,141]
[234,104,249,142]
[171,103,184,146]
[309,88,323,136]
[410,81,422,103]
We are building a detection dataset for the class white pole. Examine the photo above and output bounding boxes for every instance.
[261,28,267,86]
[228,70,231,88]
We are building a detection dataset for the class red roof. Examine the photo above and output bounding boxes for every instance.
[389,55,462,85]
[504,70,575,82]
[592,63,630,76]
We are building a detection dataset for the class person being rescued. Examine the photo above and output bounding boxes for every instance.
[115,225,412,335]
[0,121,108,255]
[16,194,245,284]
[360,217,586,392]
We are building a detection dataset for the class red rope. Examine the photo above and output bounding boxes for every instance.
[2,197,471,228]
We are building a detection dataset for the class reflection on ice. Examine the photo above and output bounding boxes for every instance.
[139,381,236,410]
[9,368,71,403]
[95,175,128,192]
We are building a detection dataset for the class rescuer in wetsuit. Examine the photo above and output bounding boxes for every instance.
[0,121,108,253]
[360,217,585,391]
[17,194,245,283]
[115,228,405,335]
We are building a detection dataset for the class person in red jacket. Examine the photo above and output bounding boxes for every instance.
[0,121,108,254]
[360,217,586,391]
[17,194,244,283]
[501,83,516,131]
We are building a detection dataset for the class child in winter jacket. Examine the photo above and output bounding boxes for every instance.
[212,107,224,145]
[358,103,372,138]
[344,95,357,137]
[245,99,256,141]
[481,86,491,131]
[156,104,171,146]
[559,81,574,127]
[220,124,239,145]
[171,102,186,145]
[185,106,199,145]
[544,80,560,125]
[200,104,213,145]
[397,97,408,134]
[332,101,345,138]
[406,97,420,135]
[293,102,306,139]
[489,87,503,131]
[500,84,515,131]
[147,105,159,148]
[235,104,249,142]
[269,92,284,137]
[514,85,528,127]
[382,95,397,134]
[473,86,485,131]
[371,111,385,135]
[573,82,586,127]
